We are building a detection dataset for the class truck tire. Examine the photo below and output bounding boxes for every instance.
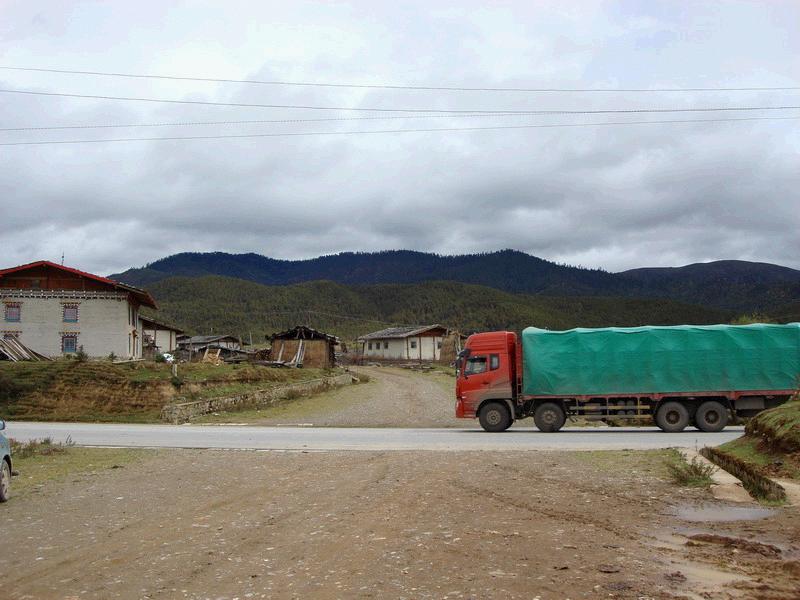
[695,401,729,432]
[479,402,512,432]
[655,401,690,432]
[534,402,566,432]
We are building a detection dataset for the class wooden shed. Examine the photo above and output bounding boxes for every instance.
[269,326,339,368]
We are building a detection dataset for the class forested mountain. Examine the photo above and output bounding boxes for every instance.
[144,276,732,341]
[114,250,800,313]
[619,260,800,310]
[114,250,622,294]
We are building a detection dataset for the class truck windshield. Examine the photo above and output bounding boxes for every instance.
[464,356,487,375]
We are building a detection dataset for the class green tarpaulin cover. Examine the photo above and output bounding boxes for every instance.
[522,323,800,396]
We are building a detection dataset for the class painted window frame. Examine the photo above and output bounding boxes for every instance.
[4,302,21,323]
[62,303,79,323]
[61,333,78,354]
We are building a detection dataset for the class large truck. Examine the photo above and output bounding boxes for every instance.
[455,323,800,433]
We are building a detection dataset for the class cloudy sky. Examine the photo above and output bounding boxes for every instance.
[1,1,798,275]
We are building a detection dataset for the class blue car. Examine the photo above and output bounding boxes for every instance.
[0,419,11,502]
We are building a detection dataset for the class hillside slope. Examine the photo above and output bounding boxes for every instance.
[144,275,731,341]
[113,250,800,312]
[619,260,800,310]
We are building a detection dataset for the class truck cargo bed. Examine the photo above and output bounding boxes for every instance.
[521,323,800,396]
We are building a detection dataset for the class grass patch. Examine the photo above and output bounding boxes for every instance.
[7,437,153,497]
[572,449,675,477]
[0,360,332,423]
[664,451,716,488]
[745,394,800,454]
[193,378,368,424]
[9,436,74,459]
[718,436,800,481]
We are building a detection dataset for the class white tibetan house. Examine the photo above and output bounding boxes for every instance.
[358,324,449,361]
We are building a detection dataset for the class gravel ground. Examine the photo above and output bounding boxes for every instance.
[211,366,470,428]
[2,449,799,599]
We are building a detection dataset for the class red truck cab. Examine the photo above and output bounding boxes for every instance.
[455,331,520,431]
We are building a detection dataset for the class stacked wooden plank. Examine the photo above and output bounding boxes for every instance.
[0,338,52,361]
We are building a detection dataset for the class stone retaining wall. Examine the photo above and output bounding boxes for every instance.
[161,372,355,424]
[700,446,786,503]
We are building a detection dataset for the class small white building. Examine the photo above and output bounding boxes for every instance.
[359,324,449,361]
[0,260,158,359]
[140,315,183,356]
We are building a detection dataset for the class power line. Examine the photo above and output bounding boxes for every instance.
[2,87,800,115]
[0,112,522,132]
[1,65,798,93]
[1,115,796,147]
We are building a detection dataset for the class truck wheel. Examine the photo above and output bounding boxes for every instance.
[478,402,512,432]
[534,402,566,432]
[655,401,690,432]
[695,401,729,432]
[0,460,10,502]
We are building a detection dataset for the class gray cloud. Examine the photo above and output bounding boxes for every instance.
[0,0,798,276]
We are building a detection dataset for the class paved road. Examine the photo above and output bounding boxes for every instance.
[7,421,744,451]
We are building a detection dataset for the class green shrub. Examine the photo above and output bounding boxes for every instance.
[730,313,773,325]
[75,345,88,362]
[9,436,74,459]
[666,454,716,487]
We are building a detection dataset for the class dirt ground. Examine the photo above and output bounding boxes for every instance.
[2,449,798,600]
[197,366,468,428]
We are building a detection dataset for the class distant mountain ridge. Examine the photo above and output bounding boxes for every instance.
[111,250,800,313]
[143,276,732,341]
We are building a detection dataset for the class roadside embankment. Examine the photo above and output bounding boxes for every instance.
[0,361,330,422]
[161,372,355,423]
[702,394,800,503]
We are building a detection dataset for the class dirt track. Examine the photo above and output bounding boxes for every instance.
[3,449,799,599]
[212,366,468,428]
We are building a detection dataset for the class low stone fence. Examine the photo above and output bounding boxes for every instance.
[161,372,356,424]
[700,446,786,503]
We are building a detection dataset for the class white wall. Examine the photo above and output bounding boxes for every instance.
[2,293,141,358]
[362,335,442,360]
[143,327,178,352]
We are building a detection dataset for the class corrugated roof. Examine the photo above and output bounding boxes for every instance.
[270,325,339,343]
[180,335,241,344]
[358,324,447,340]
[139,315,184,333]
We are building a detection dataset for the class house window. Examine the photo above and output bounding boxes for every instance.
[384,341,389,349]
[437,341,442,349]
[4,303,21,322]
[410,340,417,349]
[63,304,79,323]
[62,334,78,353]
[368,342,373,350]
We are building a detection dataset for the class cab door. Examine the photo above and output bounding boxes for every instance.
[458,353,507,416]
